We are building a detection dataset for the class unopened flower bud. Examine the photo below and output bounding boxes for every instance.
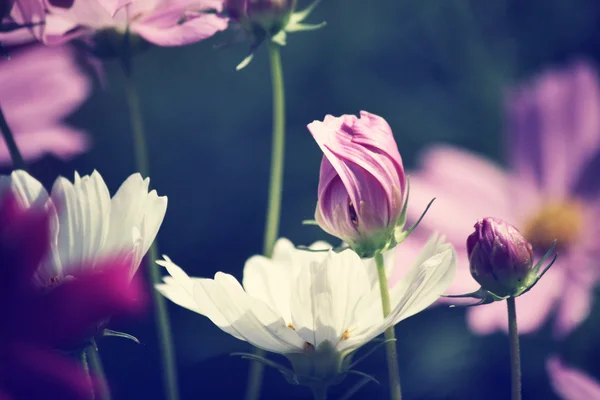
[226,0,296,36]
[309,111,406,258]
[467,217,535,298]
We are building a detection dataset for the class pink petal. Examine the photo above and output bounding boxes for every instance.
[133,6,228,47]
[547,357,600,400]
[507,60,600,197]
[0,125,90,164]
[554,278,594,338]
[0,45,91,123]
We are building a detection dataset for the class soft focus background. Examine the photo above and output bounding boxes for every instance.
[5,0,600,398]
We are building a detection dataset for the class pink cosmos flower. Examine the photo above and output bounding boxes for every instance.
[394,60,600,337]
[308,111,406,257]
[0,192,146,399]
[547,357,600,399]
[0,44,91,164]
[44,0,228,47]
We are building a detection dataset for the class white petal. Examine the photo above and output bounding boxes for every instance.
[155,255,199,313]
[0,170,49,208]
[50,171,111,275]
[291,249,371,349]
[106,173,167,274]
[388,234,457,324]
[193,272,304,353]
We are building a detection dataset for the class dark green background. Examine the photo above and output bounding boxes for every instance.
[12,0,600,398]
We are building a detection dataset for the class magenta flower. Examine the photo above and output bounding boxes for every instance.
[308,111,406,257]
[394,60,600,336]
[0,44,91,164]
[44,0,229,47]
[547,357,600,399]
[0,192,146,399]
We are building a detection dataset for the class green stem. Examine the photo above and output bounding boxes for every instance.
[339,377,370,400]
[311,385,328,400]
[375,253,402,400]
[0,104,26,170]
[81,350,95,400]
[244,42,286,400]
[120,33,179,400]
[86,344,111,400]
[507,297,521,400]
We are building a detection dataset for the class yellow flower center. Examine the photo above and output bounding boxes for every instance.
[522,200,584,251]
[46,275,63,288]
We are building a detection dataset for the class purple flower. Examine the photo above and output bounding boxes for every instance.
[44,0,229,47]
[0,192,146,399]
[547,357,600,399]
[393,60,600,336]
[0,0,15,19]
[467,218,535,298]
[308,111,406,257]
[0,44,91,164]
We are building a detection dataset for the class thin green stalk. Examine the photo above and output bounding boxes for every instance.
[86,344,111,400]
[81,350,95,400]
[338,377,370,400]
[311,385,328,400]
[244,42,286,400]
[0,104,26,170]
[507,297,521,400]
[120,32,179,400]
[375,253,402,400]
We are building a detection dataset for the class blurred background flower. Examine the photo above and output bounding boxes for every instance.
[547,357,600,399]
[4,0,600,399]
[0,44,91,163]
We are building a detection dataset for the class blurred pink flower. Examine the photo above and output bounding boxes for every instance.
[0,44,91,164]
[44,0,228,47]
[308,111,406,257]
[0,192,145,399]
[547,357,600,399]
[394,60,600,337]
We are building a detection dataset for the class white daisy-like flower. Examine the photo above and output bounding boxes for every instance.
[156,235,456,388]
[0,169,167,286]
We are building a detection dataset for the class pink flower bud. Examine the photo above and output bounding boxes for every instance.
[226,0,296,35]
[467,217,535,297]
[308,111,406,257]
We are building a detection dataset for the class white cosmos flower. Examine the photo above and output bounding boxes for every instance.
[156,235,456,385]
[0,169,167,286]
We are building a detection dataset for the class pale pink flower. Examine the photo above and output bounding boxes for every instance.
[547,357,600,399]
[308,111,406,258]
[394,60,600,337]
[44,0,228,47]
[0,44,91,164]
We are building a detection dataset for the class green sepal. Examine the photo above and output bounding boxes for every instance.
[102,329,141,344]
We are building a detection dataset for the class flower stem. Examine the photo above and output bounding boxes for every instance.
[375,253,402,400]
[120,31,179,400]
[0,104,26,170]
[244,42,286,400]
[86,344,111,400]
[507,297,521,400]
[81,350,95,400]
[311,385,328,400]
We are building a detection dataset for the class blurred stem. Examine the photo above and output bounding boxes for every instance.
[120,29,179,400]
[245,42,286,400]
[86,344,111,400]
[507,297,521,400]
[0,104,26,170]
[311,385,328,400]
[338,377,370,400]
[375,253,402,400]
[81,350,95,400]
